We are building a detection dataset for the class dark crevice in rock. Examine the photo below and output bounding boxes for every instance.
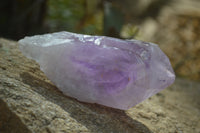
[0,99,31,133]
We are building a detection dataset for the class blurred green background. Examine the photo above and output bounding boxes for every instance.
[0,0,168,39]
[0,0,200,81]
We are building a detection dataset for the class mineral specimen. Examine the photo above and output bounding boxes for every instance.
[18,31,175,110]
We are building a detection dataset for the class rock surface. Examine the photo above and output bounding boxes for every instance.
[0,39,200,133]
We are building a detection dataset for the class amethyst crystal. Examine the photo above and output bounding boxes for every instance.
[18,31,175,110]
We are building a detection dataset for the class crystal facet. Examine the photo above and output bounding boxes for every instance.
[18,31,175,110]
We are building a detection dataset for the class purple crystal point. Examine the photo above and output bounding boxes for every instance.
[18,31,175,110]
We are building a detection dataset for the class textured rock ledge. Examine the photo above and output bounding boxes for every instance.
[0,38,200,133]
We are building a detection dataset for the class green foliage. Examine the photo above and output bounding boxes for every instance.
[47,0,85,32]
[46,0,140,38]
[120,24,139,39]
[47,0,103,35]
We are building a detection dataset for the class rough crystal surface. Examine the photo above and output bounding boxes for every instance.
[18,31,175,110]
